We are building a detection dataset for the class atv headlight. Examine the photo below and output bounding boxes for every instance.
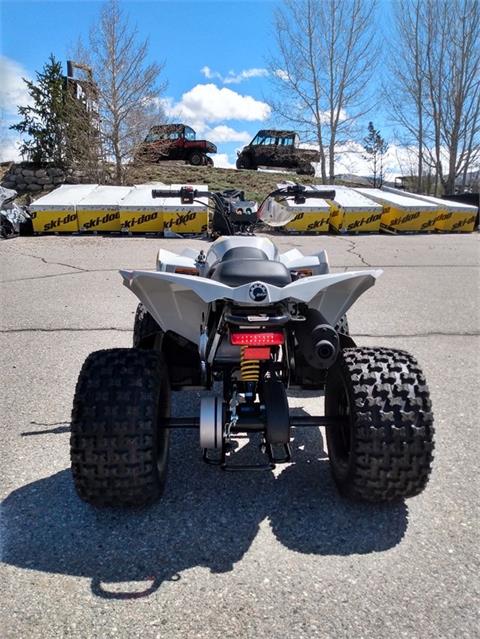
[257,196,297,227]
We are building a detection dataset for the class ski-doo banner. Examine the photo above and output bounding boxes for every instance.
[30,184,98,233]
[329,188,383,233]
[77,186,131,232]
[355,189,438,232]
[381,186,477,232]
[118,186,163,233]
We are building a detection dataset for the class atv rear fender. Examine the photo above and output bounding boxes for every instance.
[120,269,382,346]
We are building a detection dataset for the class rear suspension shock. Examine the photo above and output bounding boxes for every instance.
[240,346,260,382]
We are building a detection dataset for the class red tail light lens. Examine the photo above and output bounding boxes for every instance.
[230,332,284,346]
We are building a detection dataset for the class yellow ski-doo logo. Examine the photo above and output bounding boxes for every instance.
[452,215,475,230]
[44,213,77,231]
[83,211,120,229]
[347,213,381,231]
[389,211,420,226]
[306,218,329,231]
[123,211,159,228]
[164,211,197,228]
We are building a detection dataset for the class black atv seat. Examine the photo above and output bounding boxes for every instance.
[210,257,292,288]
[221,247,268,262]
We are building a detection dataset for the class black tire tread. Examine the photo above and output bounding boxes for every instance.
[70,348,169,506]
[133,303,161,348]
[326,347,434,502]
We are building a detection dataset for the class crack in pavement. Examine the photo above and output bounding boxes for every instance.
[1,268,123,283]
[336,237,372,267]
[2,247,88,273]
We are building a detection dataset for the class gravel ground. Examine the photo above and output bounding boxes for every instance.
[1,232,479,639]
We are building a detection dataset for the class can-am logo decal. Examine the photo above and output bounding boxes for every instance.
[249,282,268,302]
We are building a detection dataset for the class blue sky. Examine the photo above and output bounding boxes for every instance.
[1,0,403,175]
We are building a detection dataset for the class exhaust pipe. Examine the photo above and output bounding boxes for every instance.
[295,310,339,369]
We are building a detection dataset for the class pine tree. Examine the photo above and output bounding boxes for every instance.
[363,122,389,187]
[11,55,68,165]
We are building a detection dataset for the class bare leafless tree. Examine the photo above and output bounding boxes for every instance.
[268,0,377,183]
[386,1,428,192]
[389,0,480,194]
[75,0,166,183]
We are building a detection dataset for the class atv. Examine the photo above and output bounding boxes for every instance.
[70,184,434,507]
[134,123,217,166]
[236,130,320,176]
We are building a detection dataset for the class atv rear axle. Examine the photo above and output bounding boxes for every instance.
[163,416,347,429]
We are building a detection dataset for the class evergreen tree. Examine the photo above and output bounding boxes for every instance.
[11,55,68,165]
[363,122,389,187]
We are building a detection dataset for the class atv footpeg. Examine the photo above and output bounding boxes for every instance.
[263,442,292,464]
[203,439,291,471]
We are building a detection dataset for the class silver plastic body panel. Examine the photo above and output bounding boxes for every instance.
[121,265,382,346]
[156,239,330,276]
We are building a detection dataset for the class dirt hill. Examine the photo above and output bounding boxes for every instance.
[126,162,318,202]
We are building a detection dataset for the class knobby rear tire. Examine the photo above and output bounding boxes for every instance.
[325,347,434,502]
[133,303,162,348]
[70,348,171,507]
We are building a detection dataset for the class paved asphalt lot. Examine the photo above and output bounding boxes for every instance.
[1,232,479,638]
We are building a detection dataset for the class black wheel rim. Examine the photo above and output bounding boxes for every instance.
[328,381,352,475]
[155,374,170,477]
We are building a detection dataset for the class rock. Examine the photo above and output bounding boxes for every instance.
[27,183,42,191]
[36,177,53,185]
[47,167,64,177]
[52,176,65,184]
[16,182,27,191]
[1,181,17,190]
[14,167,24,175]
[22,169,35,177]
[35,169,47,177]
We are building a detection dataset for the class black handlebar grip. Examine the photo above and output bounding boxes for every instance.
[311,189,336,200]
[151,189,180,198]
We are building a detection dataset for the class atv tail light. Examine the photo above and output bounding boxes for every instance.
[230,332,284,346]
[174,267,199,275]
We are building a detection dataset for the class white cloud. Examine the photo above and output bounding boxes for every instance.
[200,66,269,85]
[311,141,422,180]
[0,57,32,163]
[213,153,237,169]
[0,56,32,115]
[0,137,22,162]
[200,66,223,82]
[164,83,271,126]
[201,125,251,144]
[274,69,289,82]
[223,68,269,85]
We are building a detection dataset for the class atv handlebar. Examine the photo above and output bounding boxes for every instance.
[268,184,336,203]
[151,187,209,204]
[152,184,336,205]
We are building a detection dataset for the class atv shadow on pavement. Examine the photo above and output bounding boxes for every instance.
[2,394,408,600]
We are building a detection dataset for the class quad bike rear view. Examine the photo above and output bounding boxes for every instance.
[70,184,434,506]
